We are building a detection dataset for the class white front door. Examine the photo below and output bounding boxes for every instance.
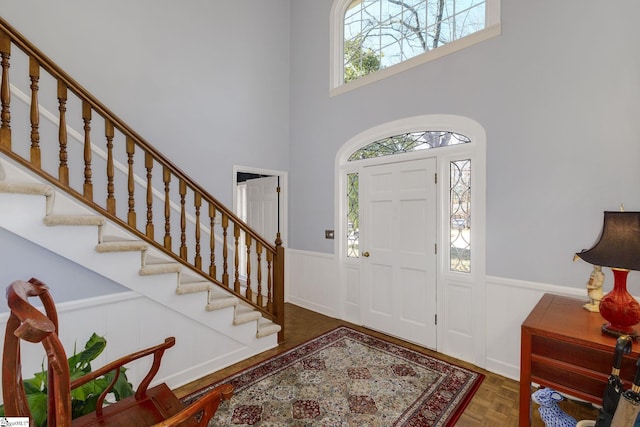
[360,157,437,348]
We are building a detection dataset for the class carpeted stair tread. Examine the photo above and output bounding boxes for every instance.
[206,293,239,311]
[256,319,281,338]
[0,181,53,196]
[96,240,148,253]
[44,215,105,227]
[139,262,182,275]
[176,281,212,295]
[233,305,262,325]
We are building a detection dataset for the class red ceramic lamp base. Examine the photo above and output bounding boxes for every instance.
[599,268,640,339]
[601,323,639,339]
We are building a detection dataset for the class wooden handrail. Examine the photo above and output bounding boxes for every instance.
[0,16,284,342]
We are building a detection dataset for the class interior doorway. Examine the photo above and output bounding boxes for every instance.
[233,166,287,286]
[233,165,287,248]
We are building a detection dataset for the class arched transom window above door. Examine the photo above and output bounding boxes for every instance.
[348,130,470,161]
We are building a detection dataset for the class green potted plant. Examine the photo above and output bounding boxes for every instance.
[0,333,134,427]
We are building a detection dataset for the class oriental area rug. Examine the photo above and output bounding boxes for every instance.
[182,326,484,426]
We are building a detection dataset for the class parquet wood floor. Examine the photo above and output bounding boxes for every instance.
[175,303,600,426]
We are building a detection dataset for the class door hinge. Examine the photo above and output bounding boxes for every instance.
[276,185,281,193]
[434,243,437,254]
[435,314,438,325]
[434,172,437,184]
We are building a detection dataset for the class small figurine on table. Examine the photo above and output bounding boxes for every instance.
[583,265,604,313]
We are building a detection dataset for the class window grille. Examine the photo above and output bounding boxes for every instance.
[348,131,469,162]
[450,159,471,273]
[347,173,360,257]
[344,0,487,82]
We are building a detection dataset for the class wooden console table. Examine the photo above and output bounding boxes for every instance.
[520,293,640,426]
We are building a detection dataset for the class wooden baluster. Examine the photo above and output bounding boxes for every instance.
[194,192,202,270]
[126,137,136,227]
[145,152,154,238]
[57,80,69,185]
[179,180,187,261]
[105,120,115,214]
[0,29,10,149]
[29,57,40,166]
[256,242,263,308]
[163,167,171,250]
[267,250,273,312]
[82,101,93,200]
[209,204,217,279]
[245,234,252,301]
[234,223,240,293]
[222,213,229,286]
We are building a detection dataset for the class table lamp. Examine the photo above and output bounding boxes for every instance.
[575,211,640,338]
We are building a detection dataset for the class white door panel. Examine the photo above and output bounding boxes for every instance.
[244,176,279,297]
[361,157,437,348]
[246,176,279,243]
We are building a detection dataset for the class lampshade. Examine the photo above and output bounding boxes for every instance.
[575,211,640,271]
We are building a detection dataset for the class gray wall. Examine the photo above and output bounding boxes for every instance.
[0,228,127,311]
[288,0,640,289]
[2,1,640,294]
[0,0,291,205]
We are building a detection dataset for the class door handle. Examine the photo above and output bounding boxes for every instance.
[362,251,370,257]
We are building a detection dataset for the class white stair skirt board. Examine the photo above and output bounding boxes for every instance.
[0,156,280,385]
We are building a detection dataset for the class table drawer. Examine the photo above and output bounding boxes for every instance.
[531,359,607,402]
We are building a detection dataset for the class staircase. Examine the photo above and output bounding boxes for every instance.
[0,15,284,369]
[0,156,281,343]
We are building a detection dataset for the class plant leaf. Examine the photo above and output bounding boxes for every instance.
[69,334,106,373]
[108,368,134,399]
[26,391,48,427]
[23,375,45,394]
[76,395,99,416]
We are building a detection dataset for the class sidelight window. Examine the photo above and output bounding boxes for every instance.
[450,159,471,272]
[347,173,360,258]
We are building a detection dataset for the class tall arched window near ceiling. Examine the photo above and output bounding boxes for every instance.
[330,0,501,92]
[346,130,472,273]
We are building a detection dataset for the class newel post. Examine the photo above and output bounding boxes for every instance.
[274,233,285,343]
[0,28,11,150]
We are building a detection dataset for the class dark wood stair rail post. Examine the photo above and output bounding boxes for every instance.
[274,233,285,343]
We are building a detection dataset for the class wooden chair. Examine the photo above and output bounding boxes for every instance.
[2,278,233,426]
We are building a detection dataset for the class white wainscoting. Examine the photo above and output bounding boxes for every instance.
[286,248,595,382]
[442,279,475,363]
[0,291,261,404]
[484,276,584,380]
[286,249,340,318]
